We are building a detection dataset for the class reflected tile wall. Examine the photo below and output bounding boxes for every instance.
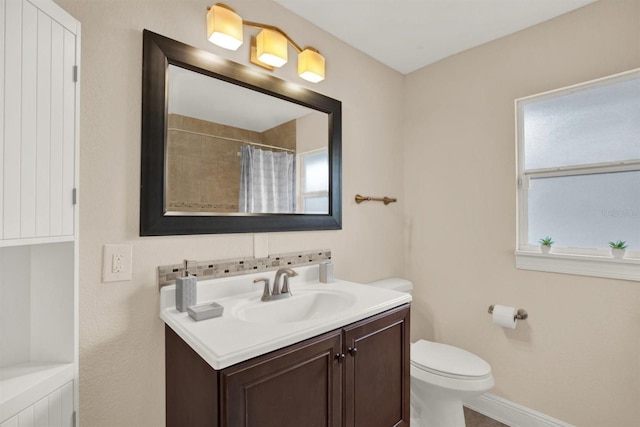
[166,114,296,213]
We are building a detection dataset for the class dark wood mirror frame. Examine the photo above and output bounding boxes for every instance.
[140,30,342,236]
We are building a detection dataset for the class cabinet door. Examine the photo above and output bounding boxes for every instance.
[343,305,410,427]
[1,0,78,243]
[221,330,343,427]
[165,326,219,427]
[0,380,73,426]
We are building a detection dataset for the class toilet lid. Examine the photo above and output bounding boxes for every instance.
[411,340,491,378]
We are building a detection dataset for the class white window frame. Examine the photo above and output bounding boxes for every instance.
[515,68,640,281]
[297,148,329,214]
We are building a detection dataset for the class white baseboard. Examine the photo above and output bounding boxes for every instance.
[464,393,574,427]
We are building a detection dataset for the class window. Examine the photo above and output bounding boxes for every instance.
[298,149,329,214]
[515,69,640,281]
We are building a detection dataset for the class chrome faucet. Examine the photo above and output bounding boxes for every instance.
[253,278,272,302]
[253,268,298,302]
[274,267,297,297]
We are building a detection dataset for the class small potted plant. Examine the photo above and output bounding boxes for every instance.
[609,240,627,258]
[539,236,554,254]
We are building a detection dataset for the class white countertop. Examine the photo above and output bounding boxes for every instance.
[160,266,411,370]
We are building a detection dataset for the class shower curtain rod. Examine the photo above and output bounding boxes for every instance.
[167,127,295,153]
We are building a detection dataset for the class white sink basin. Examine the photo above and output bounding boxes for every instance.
[160,265,412,369]
[233,290,357,324]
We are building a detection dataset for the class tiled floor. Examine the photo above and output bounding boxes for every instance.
[464,407,508,427]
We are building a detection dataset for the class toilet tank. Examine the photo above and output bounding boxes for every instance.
[367,278,413,294]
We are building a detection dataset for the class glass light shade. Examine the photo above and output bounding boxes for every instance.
[298,49,325,83]
[207,5,243,51]
[256,29,288,67]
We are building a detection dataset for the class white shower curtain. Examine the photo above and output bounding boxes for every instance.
[238,145,296,213]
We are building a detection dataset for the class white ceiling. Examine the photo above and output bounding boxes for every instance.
[274,0,597,74]
[168,65,314,131]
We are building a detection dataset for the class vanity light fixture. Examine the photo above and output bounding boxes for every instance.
[298,48,325,84]
[206,3,326,83]
[206,4,243,51]
[256,28,287,67]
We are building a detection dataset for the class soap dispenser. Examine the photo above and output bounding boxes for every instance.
[319,260,334,283]
[176,260,197,312]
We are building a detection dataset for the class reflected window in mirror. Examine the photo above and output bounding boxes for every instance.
[299,149,329,214]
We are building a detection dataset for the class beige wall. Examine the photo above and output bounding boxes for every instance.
[51,0,640,425]
[55,0,404,425]
[404,1,640,426]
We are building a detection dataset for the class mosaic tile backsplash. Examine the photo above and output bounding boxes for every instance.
[158,249,331,289]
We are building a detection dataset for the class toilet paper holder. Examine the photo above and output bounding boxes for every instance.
[488,305,528,320]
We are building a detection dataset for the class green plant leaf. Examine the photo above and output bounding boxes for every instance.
[608,240,627,249]
[538,236,554,246]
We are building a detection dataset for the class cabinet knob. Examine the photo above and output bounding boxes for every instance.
[335,353,346,362]
[348,347,358,357]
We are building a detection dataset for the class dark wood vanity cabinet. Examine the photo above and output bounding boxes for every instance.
[343,306,410,427]
[166,304,410,427]
[221,330,343,427]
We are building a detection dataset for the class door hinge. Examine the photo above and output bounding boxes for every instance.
[73,65,79,82]
[72,188,78,205]
[72,410,77,426]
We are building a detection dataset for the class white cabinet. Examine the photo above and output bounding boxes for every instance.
[0,0,79,246]
[0,0,79,424]
[0,381,73,427]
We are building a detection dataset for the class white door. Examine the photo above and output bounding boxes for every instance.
[1,0,79,243]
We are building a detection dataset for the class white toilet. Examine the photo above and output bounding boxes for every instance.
[368,279,495,427]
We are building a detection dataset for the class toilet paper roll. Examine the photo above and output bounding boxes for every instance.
[492,304,518,329]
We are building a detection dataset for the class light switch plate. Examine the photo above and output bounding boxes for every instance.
[103,244,133,282]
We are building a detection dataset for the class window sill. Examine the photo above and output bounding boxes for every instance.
[515,250,640,282]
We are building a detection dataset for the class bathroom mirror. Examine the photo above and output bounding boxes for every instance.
[141,30,342,235]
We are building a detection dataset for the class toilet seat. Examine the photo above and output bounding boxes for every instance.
[411,340,492,380]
